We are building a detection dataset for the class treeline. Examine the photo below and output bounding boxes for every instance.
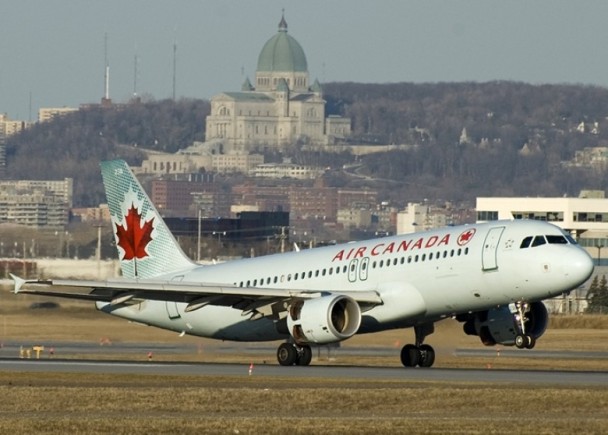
[5,98,209,206]
[5,82,608,206]
[323,81,608,201]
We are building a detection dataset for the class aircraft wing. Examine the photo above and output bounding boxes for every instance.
[11,274,382,315]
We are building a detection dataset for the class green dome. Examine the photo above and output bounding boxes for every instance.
[257,16,308,73]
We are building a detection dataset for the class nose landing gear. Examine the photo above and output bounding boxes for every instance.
[511,301,536,349]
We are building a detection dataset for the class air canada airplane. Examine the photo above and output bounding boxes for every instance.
[12,160,594,367]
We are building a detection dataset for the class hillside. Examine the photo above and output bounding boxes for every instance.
[5,82,608,206]
[4,98,209,206]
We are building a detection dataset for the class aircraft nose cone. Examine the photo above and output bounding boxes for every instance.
[568,248,594,285]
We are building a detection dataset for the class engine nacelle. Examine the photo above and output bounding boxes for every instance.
[461,301,548,346]
[287,295,362,345]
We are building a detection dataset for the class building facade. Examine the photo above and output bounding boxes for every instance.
[0,178,73,228]
[205,15,350,151]
[476,192,608,264]
[396,203,448,234]
[38,107,78,123]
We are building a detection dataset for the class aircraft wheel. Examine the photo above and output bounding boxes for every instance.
[296,345,313,366]
[400,344,420,367]
[418,344,435,368]
[525,335,536,349]
[277,343,298,366]
[514,334,527,349]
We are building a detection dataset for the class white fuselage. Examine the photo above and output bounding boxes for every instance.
[97,220,593,342]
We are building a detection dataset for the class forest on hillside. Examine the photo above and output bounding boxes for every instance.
[5,82,608,206]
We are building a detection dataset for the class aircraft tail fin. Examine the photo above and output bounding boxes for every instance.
[100,160,196,279]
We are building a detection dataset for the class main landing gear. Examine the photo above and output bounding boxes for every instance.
[400,323,436,368]
[512,301,536,349]
[277,342,313,366]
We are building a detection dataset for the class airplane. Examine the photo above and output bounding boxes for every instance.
[12,160,594,368]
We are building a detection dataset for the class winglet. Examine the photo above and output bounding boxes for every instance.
[10,274,26,294]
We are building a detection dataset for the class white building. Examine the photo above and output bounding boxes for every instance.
[396,203,447,234]
[38,107,78,123]
[252,163,324,179]
[205,14,350,151]
[0,114,31,137]
[0,178,73,228]
[476,191,608,263]
[137,151,263,175]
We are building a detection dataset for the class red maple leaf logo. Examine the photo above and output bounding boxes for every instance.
[457,229,476,246]
[115,203,155,261]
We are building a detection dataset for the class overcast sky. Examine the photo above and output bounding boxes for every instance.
[2,0,608,120]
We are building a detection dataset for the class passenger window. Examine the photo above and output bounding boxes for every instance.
[429,253,433,260]
[520,236,533,248]
[531,236,546,247]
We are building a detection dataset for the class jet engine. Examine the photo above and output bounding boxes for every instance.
[460,301,548,347]
[287,294,362,345]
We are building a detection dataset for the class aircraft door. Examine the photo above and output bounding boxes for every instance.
[482,226,505,271]
[348,259,358,282]
[359,257,369,281]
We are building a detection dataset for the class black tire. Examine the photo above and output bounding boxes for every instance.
[400,344,420,367]
[514,334,527,349]
[418,344,435,368]
[525,335,536,349]
[277,343,298,366]
[296,345,313,366]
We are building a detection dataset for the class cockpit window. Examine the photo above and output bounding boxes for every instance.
[531,236,546,247]
[521,233,575,248]
[520,236,533,248]
[546,235,568,244]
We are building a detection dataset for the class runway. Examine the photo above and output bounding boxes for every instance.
[0,358,606,387]
[1,339,606,386]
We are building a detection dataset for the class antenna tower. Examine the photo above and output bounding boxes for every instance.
[102,33,111,106]
[172,41,177,100]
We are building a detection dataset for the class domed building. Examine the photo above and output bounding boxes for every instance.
[205,15,351,151]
